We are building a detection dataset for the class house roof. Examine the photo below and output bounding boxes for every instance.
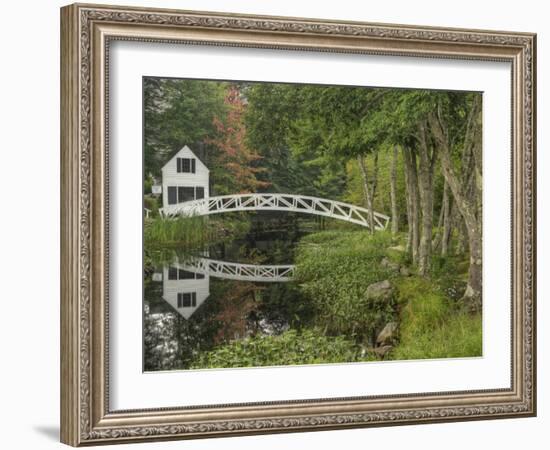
[161,145,209,172]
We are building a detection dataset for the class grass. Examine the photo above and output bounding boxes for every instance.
[144,214,250,251]
[145,216,209,247]
[390,277,482,360]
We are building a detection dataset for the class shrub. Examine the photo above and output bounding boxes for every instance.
[294,230,397,341]
[191,329,370,368]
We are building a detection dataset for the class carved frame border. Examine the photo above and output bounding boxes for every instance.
[60,3,536,446]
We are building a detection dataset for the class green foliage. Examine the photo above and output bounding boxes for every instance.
[144,215,251,253]
[391,277,482,360]
[143,195,160,217]
[344,146,408,220]
[191,329,370,369]
[245,83,349,198]
[294,230,397,340]
[144,216,210,249]
[143,78,227,177]
[144,177,153,195]
[386,241,411,266]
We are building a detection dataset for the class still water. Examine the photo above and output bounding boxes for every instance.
[143,215,319,371]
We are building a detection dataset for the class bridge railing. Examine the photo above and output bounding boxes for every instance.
[160,193,390,230]
[174,257,295,282]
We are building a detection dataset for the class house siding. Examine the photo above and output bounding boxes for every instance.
[161,145,209,208]
[162,264,210,319]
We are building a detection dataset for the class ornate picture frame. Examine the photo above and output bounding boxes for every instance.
[60,3,536,446]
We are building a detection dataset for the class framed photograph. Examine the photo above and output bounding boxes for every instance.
[60,3,536,446]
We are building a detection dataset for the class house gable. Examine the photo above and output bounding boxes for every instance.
[161,145,210,207]
[161,264,210,320]
[161,145,209,174]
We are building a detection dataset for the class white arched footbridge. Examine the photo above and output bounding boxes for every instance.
[160,193,390,230]
[178,257,295,282]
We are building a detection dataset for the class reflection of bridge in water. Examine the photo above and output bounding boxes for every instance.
[160,193,390,231]
[180,257,294,282]
[154,258,294,319]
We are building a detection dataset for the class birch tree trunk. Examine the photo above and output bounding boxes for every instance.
[357,153,379,233]
[417,121,437,276]
[402,147,420,264]
[440,182,453,257]
[432,185,445,252]
[402,147,413,254]
[390,145,399,236]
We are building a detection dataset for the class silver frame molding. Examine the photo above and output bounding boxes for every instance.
[60,3,536,446]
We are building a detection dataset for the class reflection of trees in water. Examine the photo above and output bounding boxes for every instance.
[144,216,321,371]
[143,274,315,371]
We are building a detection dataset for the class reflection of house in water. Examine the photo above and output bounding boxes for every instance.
[161,145,209,209]
[153,258,295,319]
[158,264,210,320]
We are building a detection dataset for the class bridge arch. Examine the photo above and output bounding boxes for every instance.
[160,193,390,230]
[177,257,294,282]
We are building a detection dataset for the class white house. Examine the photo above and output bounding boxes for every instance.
[161,145,209,209]
[161,264,210,320]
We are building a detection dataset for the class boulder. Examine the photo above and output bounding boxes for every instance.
[380,257,400,271]
[365,280,393,302]
[388,245,406,252]
[373,345,393,358]
[399,266,412,277]
[376,322,398,346]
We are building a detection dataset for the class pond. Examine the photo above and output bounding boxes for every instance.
[143,214,320,371]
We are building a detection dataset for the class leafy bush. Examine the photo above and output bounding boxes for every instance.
[391,277,482,360]
[144,177,153,195]
[294,230,397,340]
[143,195,160,217]
[191,329,370,368]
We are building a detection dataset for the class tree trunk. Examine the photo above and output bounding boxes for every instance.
[432,182,449,253]
[454,216,468,255]
[357,153,379,233]
[440,183,453,257]
[429,98,482,308]
[416,121,437,277]
[390,145,399,236]
[402,147,413,253]
[402,147,420,264]
[465,228,483,311]
[432,184,446,252]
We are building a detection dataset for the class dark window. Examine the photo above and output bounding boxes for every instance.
[177,158,195,174]
[169,267,203,280]
[178,186,195,202]
[167,186,177,205]
[179,269,195,280]
[195,187,205,199]
[168,267,178,280]
[177,292,197,308]
[181,158,191,173]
